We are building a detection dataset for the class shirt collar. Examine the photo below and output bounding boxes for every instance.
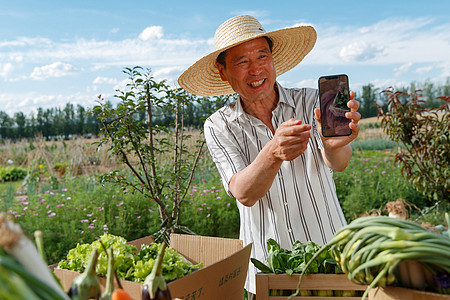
[232,81,294,121]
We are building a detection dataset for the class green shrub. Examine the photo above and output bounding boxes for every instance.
[0,166,27,182]
[351,138,398,151]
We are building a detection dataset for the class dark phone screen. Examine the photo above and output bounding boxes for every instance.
[319,74,352,137]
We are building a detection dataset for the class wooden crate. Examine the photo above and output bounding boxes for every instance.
[369,286,450,300]
[256,273,368,300]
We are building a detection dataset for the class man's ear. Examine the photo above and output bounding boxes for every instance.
[216,62,227,82]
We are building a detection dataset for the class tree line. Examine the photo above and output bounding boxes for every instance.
[1,78,448,141]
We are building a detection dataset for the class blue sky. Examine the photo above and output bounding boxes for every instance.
[1,0,449,116]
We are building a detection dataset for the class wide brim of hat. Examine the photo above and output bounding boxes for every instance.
[178,25,317,97]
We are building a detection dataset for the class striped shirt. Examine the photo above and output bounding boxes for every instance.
[204,83,347,294]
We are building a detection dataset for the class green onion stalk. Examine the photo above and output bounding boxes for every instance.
[292,215,450,300]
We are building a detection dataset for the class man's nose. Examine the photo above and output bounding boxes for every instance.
[248,60,262,75]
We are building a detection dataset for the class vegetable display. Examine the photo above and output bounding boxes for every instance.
[100,248,115,300]
[0,213,201,299]
[251,238,354,297]
[293,215,450,299]
[142,242,172,300]
[68,249,101,300]
[58,233,202,283]
[251,238,341,276]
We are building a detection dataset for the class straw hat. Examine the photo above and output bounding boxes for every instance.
[177,15,317,97]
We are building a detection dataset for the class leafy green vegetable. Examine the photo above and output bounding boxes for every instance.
[57,234,202,283]
[134,243,202,283]
[251,239,342,276]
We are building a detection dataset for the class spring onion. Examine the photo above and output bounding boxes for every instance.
[0,213,70,300]
[293,215,450,299]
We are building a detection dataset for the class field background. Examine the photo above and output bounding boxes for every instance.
[0,118,444,264]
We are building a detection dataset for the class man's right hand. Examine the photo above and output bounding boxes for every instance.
[229,118,311,207]
[270,118,311,161]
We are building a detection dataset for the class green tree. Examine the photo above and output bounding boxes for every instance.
[93,67,230,239]
[359,84,379,118]
[36,108,46,137]
[14,112,26,138]
[63,103,75,137]
[76,104,86,136]
[377,89,449,204]
[0,111,13,139]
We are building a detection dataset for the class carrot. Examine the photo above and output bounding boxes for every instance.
[112,288,133,300]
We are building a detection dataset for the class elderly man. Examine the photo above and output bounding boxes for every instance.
[178,15,361,298]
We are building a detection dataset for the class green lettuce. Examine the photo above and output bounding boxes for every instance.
[57,234,202,283]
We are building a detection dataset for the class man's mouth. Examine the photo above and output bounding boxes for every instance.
[248,79,265,87]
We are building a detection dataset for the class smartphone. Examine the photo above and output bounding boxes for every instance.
[318,74,352,137]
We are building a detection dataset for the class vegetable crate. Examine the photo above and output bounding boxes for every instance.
[369,286,450,300]
[256,273,368,300]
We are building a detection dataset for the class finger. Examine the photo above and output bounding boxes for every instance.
[349,90,355,100]
[277,131,311,152]
[314,108,321,122]
[293,124,312,134]
[349,122,360,135]
[346,111,361,123]
[347,99,360,111]
[283,118,302,126]
[281,125,311,138]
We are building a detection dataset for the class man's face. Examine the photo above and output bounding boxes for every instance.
[216,37,277,104]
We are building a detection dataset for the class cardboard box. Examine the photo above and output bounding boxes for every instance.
[256,273,368,299]
[369,286,450,300]
[51,233,252,300]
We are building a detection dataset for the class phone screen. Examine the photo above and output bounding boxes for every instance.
[318,74,351,137]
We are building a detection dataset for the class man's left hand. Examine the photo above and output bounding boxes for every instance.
[314,91,361,150]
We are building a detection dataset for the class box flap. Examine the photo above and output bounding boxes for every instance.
[170,233,243,266]
[168,243,252,300]
[51,235,251,300]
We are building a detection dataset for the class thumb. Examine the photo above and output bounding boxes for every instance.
[314,108,321,122]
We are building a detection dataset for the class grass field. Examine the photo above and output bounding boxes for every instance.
[0,125,447,264]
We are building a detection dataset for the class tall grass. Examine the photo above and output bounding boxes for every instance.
[335,149,430,220]
[3,170,238,264]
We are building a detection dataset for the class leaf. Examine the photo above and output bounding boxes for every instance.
[251,258,273,273]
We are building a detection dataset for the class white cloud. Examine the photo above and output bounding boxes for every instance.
[0,91,100,115]
[232,10,268,19]
[93,76,119,85]
[2,16,449,116]
[394,62,413,77]
[0,36,52,48]
[113,78,133,93]
[139,26,164,41]
[291,22,315,28]
[415,65,434,74]
[308,17,450,66]
[292,78,317,89]
[9,55,23,62]
[0,63,14,77]
[339,42,384,62]
[30,62,75,80]
[153,66,185,84]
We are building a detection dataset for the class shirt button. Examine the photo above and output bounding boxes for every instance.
[288,228,292,233]
[284,202,288,206]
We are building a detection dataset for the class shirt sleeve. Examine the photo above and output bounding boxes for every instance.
[204,116,247,198]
